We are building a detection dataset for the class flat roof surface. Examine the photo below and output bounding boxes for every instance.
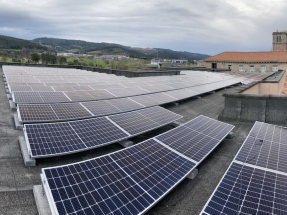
[0,68,253,215]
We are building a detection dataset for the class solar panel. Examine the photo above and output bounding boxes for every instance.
[87,90,116,100]
[69,117,129,148]
[64,91,94,101]
[108,107,181,136]
[107,112,159,136]
[18,104,58,122]
[31,85,54,92]
[24,106,181,158]
[52,86,75,91]
[138,106,182,125]
[13,92,44,104]
[72,86,93,91]
[81,100,121,116]
[156,115,234,162]
[140,84,173,93]
[42,139,196,215]
[51,103,92,120]
[40,115,235,215]
[39,92,71,103]
[235,121,287,173]
[107,87,148,97]
[201,162,287,215]
[129,93,174,107]
[25,122,85,157]
[108,98,144,112]
[9,85,32,92]
[90,84,125,90]
[200,121,287,215]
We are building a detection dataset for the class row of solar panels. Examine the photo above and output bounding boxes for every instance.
[41,115,235,215]
[3,67,221,86]
[6,71,263,93]
[17,79,241,123]
[4,66,250,94]
[201,121,287,215]
[13,78,242,105]
[6,75,223,92]
[24,106,182,158]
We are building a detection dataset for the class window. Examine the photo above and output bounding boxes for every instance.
[239,65,244,72]
[250,65,255,72]
[228,65,232,70]
[260,65,266,73]
[272,65,278,72]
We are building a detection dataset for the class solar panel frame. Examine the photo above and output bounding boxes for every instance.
[17,104,59,122]
[200,121,287,215]
[41,139,196,215]
[51,103,93,121]
[107,107,181,136]
[41,116,235,215]
[13,91,44,104]
[107,98,145,112]
[154,115,235,163]
[24,106,182,158]
[235,121,287,174]
[200,162,287,215]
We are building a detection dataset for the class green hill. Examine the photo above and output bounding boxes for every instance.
[0,35,48,50]
[33,37,209,60]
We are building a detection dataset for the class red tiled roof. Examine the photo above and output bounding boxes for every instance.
[204,51,287,62]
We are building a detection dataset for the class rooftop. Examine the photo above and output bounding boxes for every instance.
[0,67,253,214]
[204,51,287,63]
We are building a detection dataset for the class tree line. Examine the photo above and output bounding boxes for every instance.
[31,53,67,65]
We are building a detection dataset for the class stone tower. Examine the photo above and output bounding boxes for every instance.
[272,31,287,51]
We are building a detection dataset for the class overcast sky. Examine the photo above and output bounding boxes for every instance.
[0,0,287,55]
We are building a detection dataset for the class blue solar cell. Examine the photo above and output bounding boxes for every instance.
[110,139,195,199]
[69,117,128,148]
[156,115,234,161]
[26,123,85,157]
[43,139,195,215]
[201,162,287,215]
[235,122,287,173]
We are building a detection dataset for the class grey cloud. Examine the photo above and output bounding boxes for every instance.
[1,0,287,55]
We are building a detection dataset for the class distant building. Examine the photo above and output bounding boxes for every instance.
[272,31,287,51]
[150,59,160,65]
[151,59,188,67]
[203,51,287,73]
[171,59,188,64]
[57,53,93,57]
[94,55,129,60]
[57,53,73,57]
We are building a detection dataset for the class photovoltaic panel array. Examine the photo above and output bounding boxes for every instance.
[12,78,241,104]
[18,98,145,123]
[7,65,263,105]
[235,121,287,173]
[201,121,287,215]
[41,116,234,215]
[24,106,182,158]
[13,91,71,103]
[155,115,234,162]
[18,103,92,122]
[42,139,195,215]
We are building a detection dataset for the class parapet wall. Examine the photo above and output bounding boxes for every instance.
[0,63,180,77]
[219,93,287,126]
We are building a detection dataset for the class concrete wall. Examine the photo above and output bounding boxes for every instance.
[0,63,180,77]
[219,93,287,125]
[204,62,287,73]
[242,71,286,94]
